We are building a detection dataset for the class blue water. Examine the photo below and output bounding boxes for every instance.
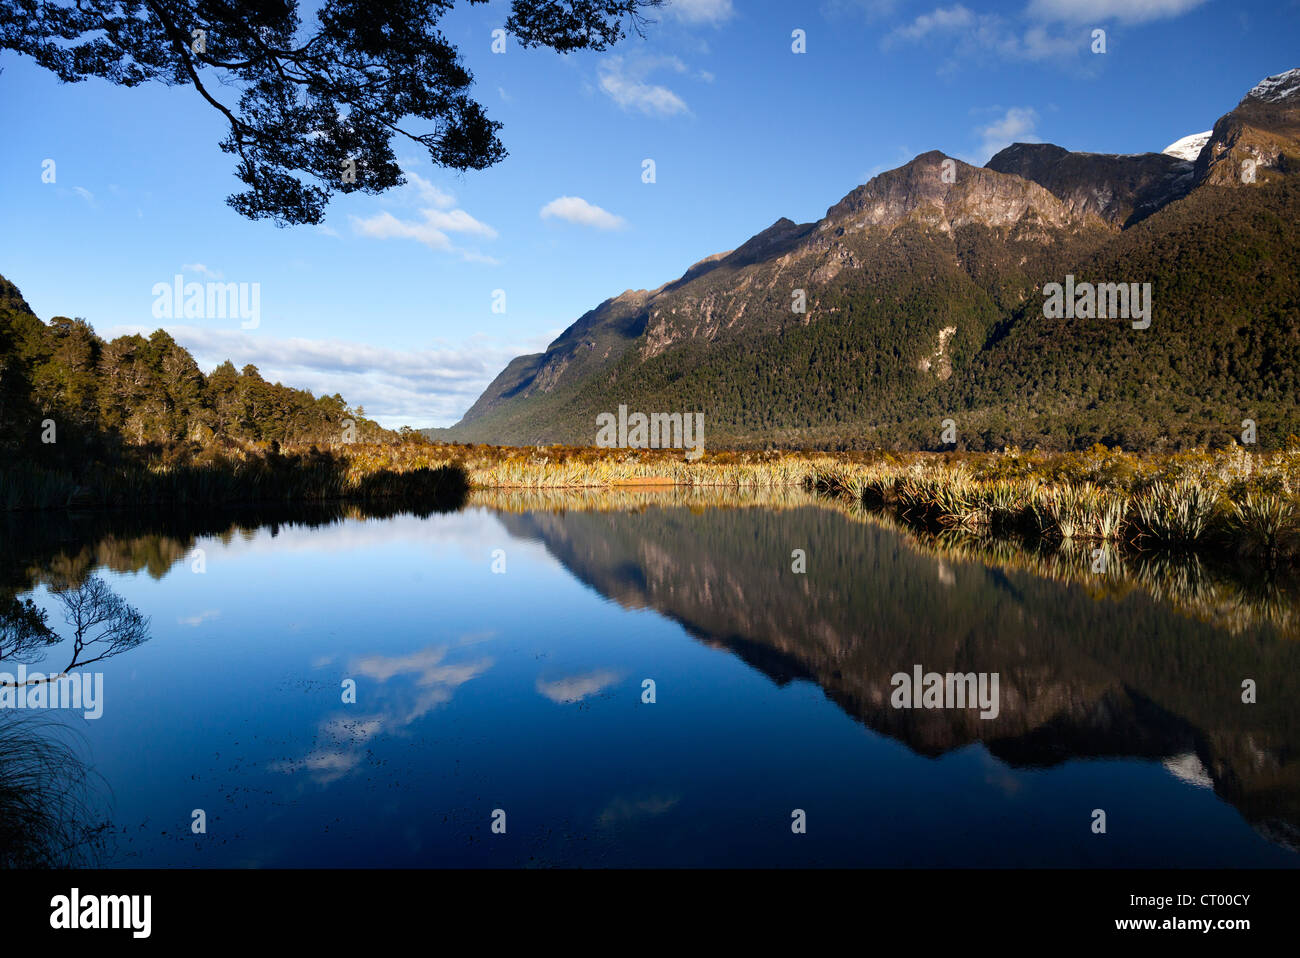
[6,497,1298,867]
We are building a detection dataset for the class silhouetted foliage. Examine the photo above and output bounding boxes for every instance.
[0,0,662,224]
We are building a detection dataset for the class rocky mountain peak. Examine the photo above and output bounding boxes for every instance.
[1246,67,1300,104]
[723,216,814,267]
[824,150,1089,235]
[986,142,1192,227]
[1197,66,1300,186]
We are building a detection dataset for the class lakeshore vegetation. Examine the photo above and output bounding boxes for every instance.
[447,440,1300,561]
[4,271,1298,560]
[13,434,1297,562]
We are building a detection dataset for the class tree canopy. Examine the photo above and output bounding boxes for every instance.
[1,0,662,224]
[0,285,390,458]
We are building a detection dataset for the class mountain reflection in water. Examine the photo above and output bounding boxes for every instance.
[1,490,1297,866]
[479,488,1300,854]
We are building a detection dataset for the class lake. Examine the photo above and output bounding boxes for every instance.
[3,488,1298,867]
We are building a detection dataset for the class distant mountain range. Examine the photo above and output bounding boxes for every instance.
[436,68,1300,451]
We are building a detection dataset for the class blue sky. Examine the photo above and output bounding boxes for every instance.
[2,0,1297,427]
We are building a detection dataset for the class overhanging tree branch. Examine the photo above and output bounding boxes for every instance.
[1,0,664,225]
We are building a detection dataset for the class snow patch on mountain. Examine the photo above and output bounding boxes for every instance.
[1247,68,1300,104]
[1162,131,1211,162]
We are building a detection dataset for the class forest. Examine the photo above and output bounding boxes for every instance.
[0,273,469,511]
[1,273,388,456]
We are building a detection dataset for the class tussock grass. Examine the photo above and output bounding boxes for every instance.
[0,715,110,867]
[978,479,1038,531]
[1131,480,1221,545]
[896,469,986,528]
[1231,492,1297,559]
[1031,483,1128,540]
[449,440,1298,562]
[7,438,1298,559]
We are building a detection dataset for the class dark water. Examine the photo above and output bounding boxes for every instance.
[3,490,1299,867]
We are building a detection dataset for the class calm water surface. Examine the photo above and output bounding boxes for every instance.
[4,490,1299,867]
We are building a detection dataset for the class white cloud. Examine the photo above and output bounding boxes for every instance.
[974,107,1040,163]
[1027,0,1207,24]
[598,794,680,825]
[540,196,627,230]
[884,4,974,43]
[458,249,503,265]
[822,0,902,19]
[202,511,534,568]
[274,642,493,784]
[342,169,492,259]
[666,0,735,24]
[597,55,690,116]
[1016,24,1078,60]
[105,324,554,428]
[883,5,1079,63]
[402,170,456,209]
[350,207,497,260]
[72,186,95,206]
[182,263,224,279]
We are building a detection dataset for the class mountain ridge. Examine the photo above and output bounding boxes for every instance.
[439,67,1300,450]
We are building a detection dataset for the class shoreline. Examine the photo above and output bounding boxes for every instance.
[5,440,1298,561]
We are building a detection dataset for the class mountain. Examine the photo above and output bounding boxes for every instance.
[1196,67,1300,187]
[443,69,1300,451]
[984,142,1194,227]
[451,152,1113,447]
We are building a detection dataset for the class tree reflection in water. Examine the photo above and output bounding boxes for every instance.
[0,577,151,867]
